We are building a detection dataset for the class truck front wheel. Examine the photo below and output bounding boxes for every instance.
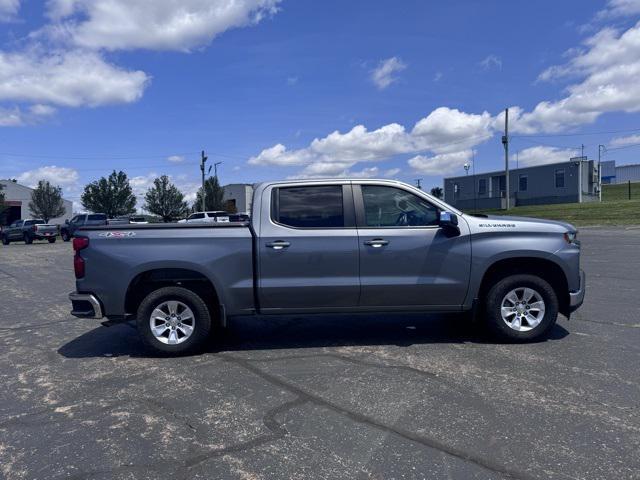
[484,274,558,342]
[136,286,212,355]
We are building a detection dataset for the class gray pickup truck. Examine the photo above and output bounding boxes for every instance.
[69,179,585,355]
[1,219,59,245]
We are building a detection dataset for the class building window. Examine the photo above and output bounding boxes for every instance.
[478,178,487,195]
[555,169,565,188]
[519,175,528,192]
[453,183,460,199]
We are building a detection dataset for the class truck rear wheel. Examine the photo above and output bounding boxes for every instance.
[1,235,9,245]
[484,274,558,342]
[61,231,70,242]
[136,286,212,355]
[48,237,56,243]
[24,233,33,245]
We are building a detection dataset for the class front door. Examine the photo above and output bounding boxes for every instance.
[258,183,360,311]
[354,183,471,308]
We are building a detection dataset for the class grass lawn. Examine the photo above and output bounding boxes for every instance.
[471,182,640,226]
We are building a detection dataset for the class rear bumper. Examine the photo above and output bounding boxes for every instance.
[568,270,586,312]
[69,292,104,319]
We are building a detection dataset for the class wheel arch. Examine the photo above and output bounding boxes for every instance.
[124,268,221,321]
[477,257,570,316]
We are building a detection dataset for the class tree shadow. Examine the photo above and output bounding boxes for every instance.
[58,312,570,359]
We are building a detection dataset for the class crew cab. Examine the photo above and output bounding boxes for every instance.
[1,219,58,245]
[61,214,108,241]
[69,179,585,355]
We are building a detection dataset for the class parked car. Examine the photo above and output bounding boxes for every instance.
[128,216,149,224]
[179,211,230,224]
[1,219,59,245]
[68,179,585,355]
[229,213,250,222]
[60,214,108,241]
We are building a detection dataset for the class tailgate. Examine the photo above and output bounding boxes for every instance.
[35,224,58,234]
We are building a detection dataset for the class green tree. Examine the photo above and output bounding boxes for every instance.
[430,186,443,199]
[81,170,136,218]
[28,180,66,222]
[194,176,225,211]
[143,175,189,222]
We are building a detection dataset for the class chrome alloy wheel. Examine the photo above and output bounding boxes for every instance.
[149,300,195,345]
[500,287,546,332]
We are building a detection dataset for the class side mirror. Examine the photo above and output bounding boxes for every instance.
[439,211,460,235]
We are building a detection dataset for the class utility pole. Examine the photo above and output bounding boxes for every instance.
[414,179,422,190]
[598,144,605,202]
[200,150,208,212]
[502,108,510,210]
[581,144,585,159]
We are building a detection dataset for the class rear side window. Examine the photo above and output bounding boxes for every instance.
[87,214,106,221]
[361,185,439,227]
[275,186,344,228]
[190,213,205,220]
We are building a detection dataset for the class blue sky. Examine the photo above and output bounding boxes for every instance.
[1,0,640,210]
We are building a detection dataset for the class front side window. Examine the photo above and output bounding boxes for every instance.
[519,175,528,191]
[275,185,344,228]
[87,214,106,221]
[361,185,439,227]
[189,213,205,220]
[555,169,565,188]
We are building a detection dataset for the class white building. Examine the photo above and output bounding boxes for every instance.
[222,183,254,215]
[0,180,73,226]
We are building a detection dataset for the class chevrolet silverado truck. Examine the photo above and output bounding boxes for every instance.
[68,179,585,355]
[1,219,58,245]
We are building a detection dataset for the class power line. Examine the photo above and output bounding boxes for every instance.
[511,126,640,139]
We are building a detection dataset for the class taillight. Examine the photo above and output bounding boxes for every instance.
[73,237,89,251]
[73,237,89,278]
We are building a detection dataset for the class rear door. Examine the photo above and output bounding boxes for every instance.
[9,220,23,239]
[257,183,360,311]
[354,182,471,308]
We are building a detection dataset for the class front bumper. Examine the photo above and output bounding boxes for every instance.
[568,270,586,312]
[69,292,104,319]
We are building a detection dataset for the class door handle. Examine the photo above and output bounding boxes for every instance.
[266,240,291,250]
[364,239,389,248]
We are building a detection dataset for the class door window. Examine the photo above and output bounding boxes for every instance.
[274,185,344,228]
[361,185,439,227]
[189,213,205,220]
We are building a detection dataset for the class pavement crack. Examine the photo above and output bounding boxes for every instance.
[219,353,535,480]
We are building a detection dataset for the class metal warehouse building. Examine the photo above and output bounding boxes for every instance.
[222,183,254,215]
[600,160,640,184]
[0,180,73,226]
[444,158,599,210]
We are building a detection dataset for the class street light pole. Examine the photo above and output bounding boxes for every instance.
[502,108,510,210]
[200,150,208,212]
[598,144,605,202]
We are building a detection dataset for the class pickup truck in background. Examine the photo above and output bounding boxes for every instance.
[60,214,108,241]
[1,219,59,245]
[69,179,585,355]
[179,211,231,224]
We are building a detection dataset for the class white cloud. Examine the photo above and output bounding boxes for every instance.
[250,107,495,178]
[0,104,57,126]
[45,0,282,51]
[130,172,158,196]
[0,48,150,108]
[0,0,19,21]
[609,133,640,146]
[479,54,502,71]
[433,71,443,82]
[371,57,406,90]
[384,168,401,177]
[596,0,640,20]
[167,155,185,163]
[17,165,80,187]
[515,146,579,167]
[286,76,298,85]
[518,21,640,133]
[408,150,473,175]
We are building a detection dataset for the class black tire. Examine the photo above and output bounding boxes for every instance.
[136,286,212,355]
[48,237,56,243]
[1,235,9,245]
[61,231,70,242]
[484,274,558,342]
[24,233,33,245]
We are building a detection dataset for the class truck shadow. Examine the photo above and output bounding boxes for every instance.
[58,313,570,359]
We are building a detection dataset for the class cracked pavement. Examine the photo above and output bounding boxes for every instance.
[0,228,639,479]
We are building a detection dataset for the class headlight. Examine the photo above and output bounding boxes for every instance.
[563,231,578,244]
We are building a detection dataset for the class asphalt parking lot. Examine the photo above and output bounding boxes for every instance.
[0,228,639,480]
